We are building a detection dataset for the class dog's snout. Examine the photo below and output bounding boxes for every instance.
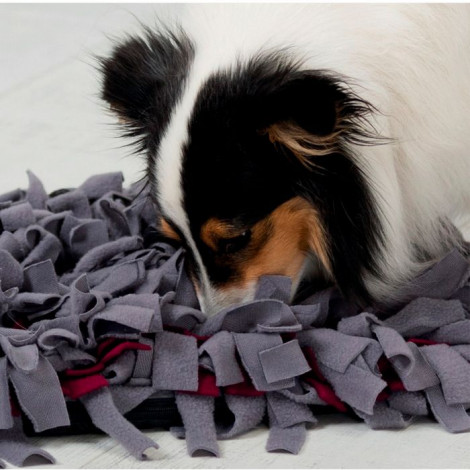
[191,275,257,316]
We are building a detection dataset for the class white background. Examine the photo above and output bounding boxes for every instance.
[1,4,470,468]
[0,4,183,193]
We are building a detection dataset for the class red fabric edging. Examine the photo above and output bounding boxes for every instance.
[302,346,348,412]
[61,374,109,400]
[64,340,151,377]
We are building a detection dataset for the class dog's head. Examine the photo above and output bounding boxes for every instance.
[100,27,384,314]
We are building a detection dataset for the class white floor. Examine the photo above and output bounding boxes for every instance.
[2,4,470,468]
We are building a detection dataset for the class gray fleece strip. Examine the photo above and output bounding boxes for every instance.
[80,388,158,459]
[0,418,55,466]
[199,331,244,386]
[266,401,308,455]
[174,394,220,457]
[9,354,70,432]
[0,171,470,465]
[0,358,13,429]
[217,395,266,439]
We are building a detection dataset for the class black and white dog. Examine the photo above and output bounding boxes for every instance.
[100,4,470,315]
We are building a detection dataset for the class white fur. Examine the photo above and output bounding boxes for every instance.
[156,4,470,312]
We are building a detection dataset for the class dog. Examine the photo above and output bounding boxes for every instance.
[100,4,470,315]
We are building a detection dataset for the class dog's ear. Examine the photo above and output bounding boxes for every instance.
[258,73,373,168]
[100,28,194,142]
[256,72,383,306]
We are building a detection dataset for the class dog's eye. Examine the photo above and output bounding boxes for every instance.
[219,230,251,254]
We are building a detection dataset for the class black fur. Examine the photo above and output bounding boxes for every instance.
[181,53,385,304]
[99,26,194,198]
[101,36,385,306]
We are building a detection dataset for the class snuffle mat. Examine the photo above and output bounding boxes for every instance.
[1,171,470,466]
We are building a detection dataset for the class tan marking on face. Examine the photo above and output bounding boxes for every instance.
[160,218,181,241]
[203,197,331,294]
[262,121,342,169]
[241,196,331,283]
[200,218,245,251]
